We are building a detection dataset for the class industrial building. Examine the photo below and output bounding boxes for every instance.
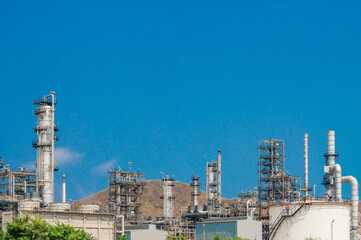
[0,92,360,240]
[0,93,124,240]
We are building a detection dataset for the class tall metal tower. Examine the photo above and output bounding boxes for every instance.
[108,169,145,223]
[190,175,200,206]
[258,139,300,239]
[161,175,175,218]
[33,92,59,205]
[206,151,222,207]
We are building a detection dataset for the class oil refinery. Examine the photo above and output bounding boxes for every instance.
[0,92,360,240]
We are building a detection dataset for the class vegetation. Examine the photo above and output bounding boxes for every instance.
[212,233,249,240]
[118,235,127,240]
[0,214,95,240]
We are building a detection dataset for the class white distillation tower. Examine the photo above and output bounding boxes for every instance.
[190,175,200,206]
[206,150,221,207]
[33,92,59,205]
[161,175,175,218]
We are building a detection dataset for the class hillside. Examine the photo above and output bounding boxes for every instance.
[72,179,235,217]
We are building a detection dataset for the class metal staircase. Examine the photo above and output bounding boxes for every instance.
[268,202,305,240]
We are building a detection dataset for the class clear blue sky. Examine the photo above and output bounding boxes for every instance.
[1,1,361,202]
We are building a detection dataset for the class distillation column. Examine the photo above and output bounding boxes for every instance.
[190,175,200,206]
[33,93,59,205]
[161,175,175,218]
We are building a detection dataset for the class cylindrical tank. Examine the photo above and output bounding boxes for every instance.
[24,192,31,200]
[18,200,40,211]
[269,202,351,240]
[48,202,71,211]
[78,204,100,213]
[30,192,41,201]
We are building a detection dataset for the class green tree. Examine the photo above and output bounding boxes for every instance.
[0,214,95,240]
[166,233,188,240]
[212,233,249,240]
[118,234,127,240]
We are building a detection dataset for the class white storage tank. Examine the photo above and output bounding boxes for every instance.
[18,200,40,211]
[269,201,351,240]
[48,203,71,211]
[78,204,100,213]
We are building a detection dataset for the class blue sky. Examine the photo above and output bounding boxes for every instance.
[1,1,361,202]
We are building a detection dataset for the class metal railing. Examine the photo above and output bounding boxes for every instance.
[268,202,305,240]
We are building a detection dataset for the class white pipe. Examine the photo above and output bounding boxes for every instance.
[246,200,251,217]
[62,174,66,203]
[341,175,359,239]
[217,150,221,205]
[327,130,336,166]
[329,164,342,201]
[304,133,309,197]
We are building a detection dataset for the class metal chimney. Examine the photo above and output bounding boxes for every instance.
[304,134,309,197]
[62,174,66,203]
[217,150,222,205]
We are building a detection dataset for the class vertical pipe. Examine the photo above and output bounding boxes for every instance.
[206,163,209,205]
[217,151,221,205]
[327,130,336,166]
[62,174,66,203]
[341,176,359,240]
[304,133,309,197]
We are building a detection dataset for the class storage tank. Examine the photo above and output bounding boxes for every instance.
[78,204,100,213]
[269,201,351,240]
[48,202,71,211]
[18,200,40,211]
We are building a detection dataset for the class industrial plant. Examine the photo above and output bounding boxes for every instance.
[0,92,360,240]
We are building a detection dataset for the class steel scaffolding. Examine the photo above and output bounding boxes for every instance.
[108,169,145,224]
[258,139,300,239]
[0,157,37,198]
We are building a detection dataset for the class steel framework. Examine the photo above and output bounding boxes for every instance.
[108,169,145,224]
[258,139,301,239]
[0,157,37,198]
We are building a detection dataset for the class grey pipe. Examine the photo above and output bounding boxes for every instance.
[341,175,359,240]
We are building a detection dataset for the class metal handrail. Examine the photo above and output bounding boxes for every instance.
[269,202,305,240]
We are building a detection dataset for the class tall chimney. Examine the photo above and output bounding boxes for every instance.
[304,133,309,197]
[62,174,66,203]
[217,150,222,205]
[327,130,336,166]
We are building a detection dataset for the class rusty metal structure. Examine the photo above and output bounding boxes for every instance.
[108,168,145,224]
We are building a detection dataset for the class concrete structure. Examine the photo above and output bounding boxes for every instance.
[195,217,262,240]
[124,224,167,240]
[33,93,59,205]
[269,202,351,240]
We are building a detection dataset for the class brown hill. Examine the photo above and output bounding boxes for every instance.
[72,180,236,217]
